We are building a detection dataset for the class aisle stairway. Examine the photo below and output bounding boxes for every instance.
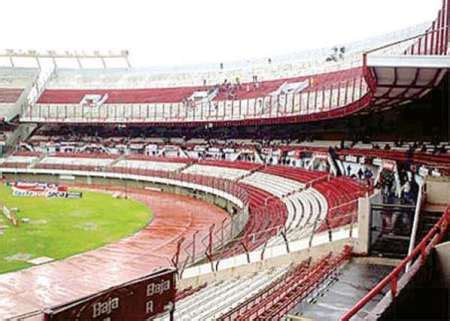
[370,203,443,259]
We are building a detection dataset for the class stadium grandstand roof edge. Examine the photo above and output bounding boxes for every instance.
[2,0,449,128]
[0,23,429,72]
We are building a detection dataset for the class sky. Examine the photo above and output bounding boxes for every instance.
[0,0,443,67]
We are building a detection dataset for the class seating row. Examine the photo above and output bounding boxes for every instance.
[172,248,351,321]
[314,177,366,231]
[234,248,351,320]
[0,154,362,254]
[0,88,23,103]
[166,266,289,320]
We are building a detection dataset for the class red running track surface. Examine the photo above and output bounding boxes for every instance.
[0,189,228,319]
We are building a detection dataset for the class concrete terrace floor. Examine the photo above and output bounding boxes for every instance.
[289,261,393,320]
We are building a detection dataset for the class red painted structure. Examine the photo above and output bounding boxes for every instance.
[366,0,450,111]
[0,88,23,103]
[340,205,450,320]
[21,1,449,127]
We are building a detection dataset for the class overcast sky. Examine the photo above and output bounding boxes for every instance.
[0,0,442,67]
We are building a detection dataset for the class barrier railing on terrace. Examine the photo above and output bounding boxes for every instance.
[318,198,360,233]
[218,246,353,321]
[340,205,450,321]
[22,162,248,203]
[25,65,56,108]
[6,211,358,321]
[21,71,370,125]
[363,0,449,60]
[1,165,362,321]
[406,0,449,56]
[1,163,250,264]
[44,23,424,89]
[0,162,362,264]
[18,1,449,126]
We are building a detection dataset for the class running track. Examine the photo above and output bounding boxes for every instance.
[0,189,228,319]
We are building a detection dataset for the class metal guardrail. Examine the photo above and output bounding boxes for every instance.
[20,69,369,126]
[0,163,364,320]
[340,204,450,320]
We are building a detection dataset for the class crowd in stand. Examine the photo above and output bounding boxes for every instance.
[181,76,263,108]
[215,76,262,99]
[368,140,448,155]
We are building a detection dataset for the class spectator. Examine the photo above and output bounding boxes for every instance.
[378,169,395,203]
[364,168,373,187]
[401,180,414,204]
[409,172,419,196]
[357,167,364,180]
[406,146,414,160]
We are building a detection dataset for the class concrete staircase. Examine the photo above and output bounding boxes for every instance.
[177,160,196,173]
[5,123,38,154]
[236,164,266,181]
[28,153,46,169]
[107,154,126,168]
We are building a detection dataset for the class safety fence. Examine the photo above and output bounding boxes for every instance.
[0,164,363,268]
[4,211,359,321]
[363,0,449,66]
[406,0,449,56]
[217,246,353,321]
[340,204,450,320]
[1,165,362,321]
[21,69,370,126]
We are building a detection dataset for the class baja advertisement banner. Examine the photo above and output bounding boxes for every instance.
[44,268,176,321]
[11,182,82,199]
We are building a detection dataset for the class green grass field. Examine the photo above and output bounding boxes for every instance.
[0,184,152,274]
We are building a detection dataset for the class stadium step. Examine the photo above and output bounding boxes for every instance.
[235,163,265,181]
[176,161,196,173]
[27,153,46,169]
[370,237,410,259]
[108,154,126,167]
[414,209,443,246]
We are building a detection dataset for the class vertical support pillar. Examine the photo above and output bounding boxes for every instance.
[35,57,41,70]
[191,231,198,264]
[171,237,185,270]
[76,57,83,69]
[353,196,371,255]
[306,91,310,114]
[101,57,107,68]
[431,21,436,55]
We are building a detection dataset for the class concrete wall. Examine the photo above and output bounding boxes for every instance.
[178,238,353,290]
[425,176,450,205]
[374,248,450,320]
[353,196,370,255]
[435,241,450,288]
